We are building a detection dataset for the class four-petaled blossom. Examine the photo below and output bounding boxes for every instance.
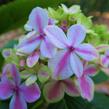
[76,64,97,101]
[0,64,40,109]
[101,50,109,68]
[44,24,98,79]
[43,79,79,103]
[17,7,56,67]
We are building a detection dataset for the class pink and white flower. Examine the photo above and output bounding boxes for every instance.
[43,79,79,103]
[76,64,97,101]
[17,7,56,67]
[0,64,40,109]
[44,24,98,79]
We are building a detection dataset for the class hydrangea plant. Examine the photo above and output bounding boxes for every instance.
[0,4,109,109]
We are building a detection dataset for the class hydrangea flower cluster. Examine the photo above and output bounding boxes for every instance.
[1,4,109,109]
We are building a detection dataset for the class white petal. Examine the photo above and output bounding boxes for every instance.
[75,44,98,61]
[67,24,86,47]
[70,53,83,77]
[44,25,68,49]
[48,50,73,80]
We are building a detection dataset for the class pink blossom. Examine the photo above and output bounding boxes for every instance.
[76,64,97,101]
[43,79,79,103]
[44,24,98,79]
[0,64,40,109]
[17,7,56,67]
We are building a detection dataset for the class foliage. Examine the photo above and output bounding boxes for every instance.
[48,93,109,109]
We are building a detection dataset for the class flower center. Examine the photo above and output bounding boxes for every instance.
[39,32,45,40]
[13,85,19,95]
[68,46,75,53]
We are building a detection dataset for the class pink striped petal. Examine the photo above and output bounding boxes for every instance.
[40,37,56,58]
[48,50,73,80]
[77,76,94,101]
[67,24,86,47]
[27,51,39,68]
[63,79,79,96]
[101,55,109,68]
[0,79,13,100]
[27,7,48,32]
[10,94,27,109]
[70,53,83,77]
[17,33,41,54]
[44,25,68,49]
[20,83,40,103]
[43,81,65,103]
[84,65,97,76]
[76,44,98,61]
[2,64,21,85]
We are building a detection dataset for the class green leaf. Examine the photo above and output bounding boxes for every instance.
[0,100,9,109]
[48,7,67,21]
[93,71,109,84]
[72,13,92,29]
[28,99,44,109]
[47,95,91,109]
[47,93,109,109]
[91,92,109,109]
